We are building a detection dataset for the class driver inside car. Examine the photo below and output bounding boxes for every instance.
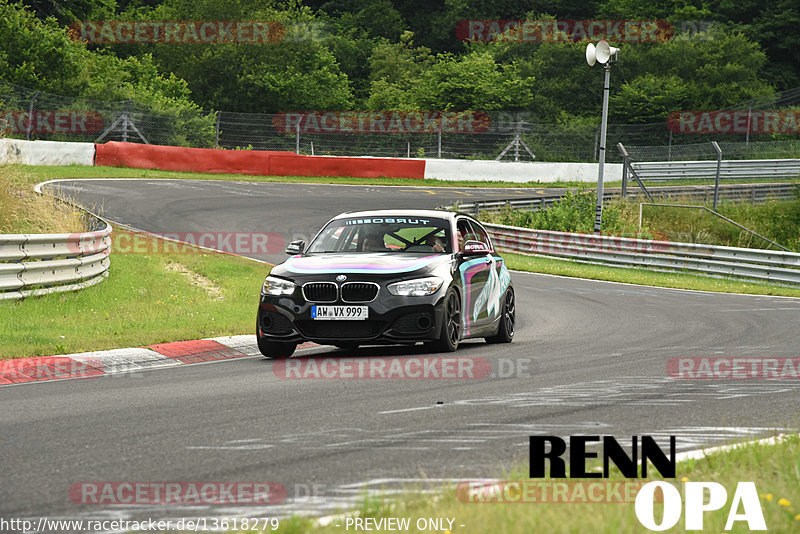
[361,230,387,251]
[425,234,446,253]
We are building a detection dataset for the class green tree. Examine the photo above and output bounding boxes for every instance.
[381,0,598,52]
[20,0,114,23]
[316,0,406,41]
[487,9,772,123]
[0,0,212,145]
[488,26,607,122]
[598,0,799,91]
[365,31,433,109]
[369,48,534,111]
[368,31,433,84]
[0,0,90,94]
[112,0,354,112]
[324,32,375,104]
[723,0,800,90]
[609,73,690,122]
[597,0,713,20]
[414,50,534,110]
[611,30,773,113]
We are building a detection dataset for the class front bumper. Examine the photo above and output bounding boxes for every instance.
[257,291,447,345]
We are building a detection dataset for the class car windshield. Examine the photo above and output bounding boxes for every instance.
[306,216,451,254]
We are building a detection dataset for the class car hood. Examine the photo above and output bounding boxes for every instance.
[274,253,449,276]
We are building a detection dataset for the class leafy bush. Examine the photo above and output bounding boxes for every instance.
[484,189,617,234]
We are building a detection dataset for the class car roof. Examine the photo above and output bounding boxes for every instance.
[332,209,473,221]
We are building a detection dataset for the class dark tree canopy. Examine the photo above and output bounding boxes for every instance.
[3,0,796,123]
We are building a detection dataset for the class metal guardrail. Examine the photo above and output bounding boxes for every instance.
[630,159,800,182]
[454,183,799,215]
[484,222,800,285]
[0,220,112,300]
[456,193,614,215]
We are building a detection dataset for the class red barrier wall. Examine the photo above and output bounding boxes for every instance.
[94,141,293,176]
[269,154,425,179]
[94,142,426,179]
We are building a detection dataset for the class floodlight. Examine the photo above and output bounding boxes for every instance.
[585,41,621,234]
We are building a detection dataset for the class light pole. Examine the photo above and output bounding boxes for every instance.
[586,40,619,235]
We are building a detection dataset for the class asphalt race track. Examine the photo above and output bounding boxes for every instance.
[40,179,568,264]
[2,179,800,528]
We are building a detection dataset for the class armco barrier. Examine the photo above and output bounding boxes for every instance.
[94,141,426,179]
[0,220,112,300]
[0,139,95,166]
[455,183,799,214]
[630,159,800,182]
[485,222,800,285]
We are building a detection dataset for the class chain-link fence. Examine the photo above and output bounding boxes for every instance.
[2,81,799,162]
[213,113,678,161]
[0,82,214,147]
[621,140,800,162]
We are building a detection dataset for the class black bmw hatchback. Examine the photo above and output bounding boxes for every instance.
[256,209,514,358]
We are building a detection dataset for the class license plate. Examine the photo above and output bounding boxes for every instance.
[311,305,369,320]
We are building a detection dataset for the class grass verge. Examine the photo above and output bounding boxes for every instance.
[23,164,800,191]
[502,252,800,298]
[20,164,591,189]
[0,234,269,359]
[253,433,800,534]
[0,164,87,233]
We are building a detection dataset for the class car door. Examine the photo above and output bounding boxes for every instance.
[470,219,509,323]
[456,218,494,336]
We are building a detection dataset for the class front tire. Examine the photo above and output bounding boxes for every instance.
[257,336,296,359]
[433,288,462,352]
[486,288,514,344]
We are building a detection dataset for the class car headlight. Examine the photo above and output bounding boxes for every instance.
[387,276,444,296]
[262,276,296,296]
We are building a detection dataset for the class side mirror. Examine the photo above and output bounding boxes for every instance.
[285,240,305,255]
[461,240,491,255]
